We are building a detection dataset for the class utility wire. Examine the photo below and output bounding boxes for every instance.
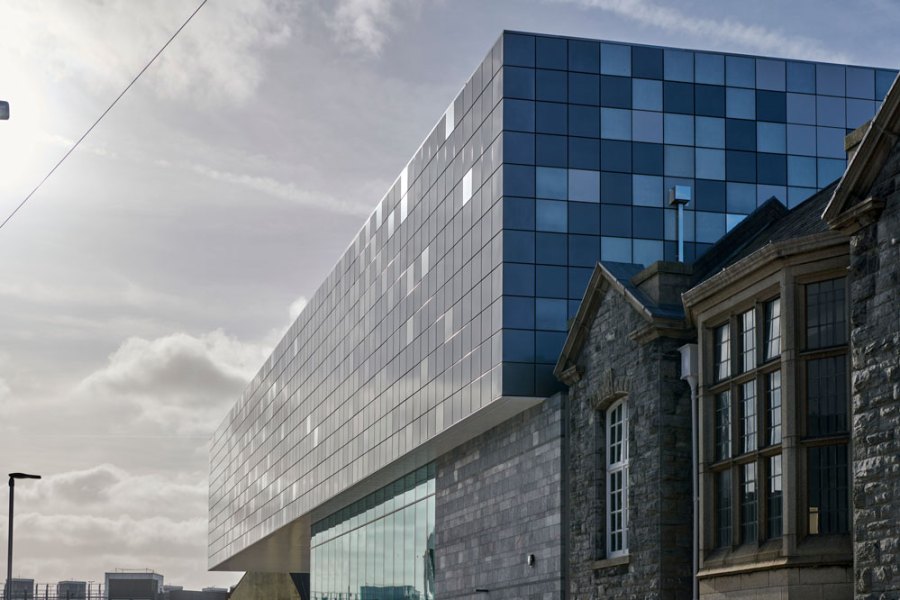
[0,0,210,232]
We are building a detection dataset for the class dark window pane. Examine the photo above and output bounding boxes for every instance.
[504,132,535,165]
[535,331,566,363]
[632,207,663,238]
[536,134,567,167]
[568,267,593,299]
[504,164,535,197]
[568,202,600,234]
[600,75,632,108]
[847,99,876,130]
[741,380,757,452]
[757,153,787,186]
[503,361,535,396]
[567,235,600,267]
[716,469,732,547]
[787,61,816,93]
[569,137,600,170]
[817,96,846,128]
[714,324,731,382]
[695,84,726,117]
[568,39,600,73]
[726,55,755,88]
[503,295,535,328]
[632,142,663,175]
[536,69,567,102]
[535,297,568,330]
[727,182,757,213]
[503,230,535,262]
[632,45,663,79]
[765,298,782,360]
[663,81,694,114]
[502,329,535,363]
[504,98,535,132]
[535,265,567,298]
[504,263,534,296]
[741,463,758,544]
[695,52,725,85]
[726,119,757,151]
[805,278,847,349]
[536,199,567,231]
[808,445,849,534]
[768,455,783,538]
[504,66,535,99]
[600,172,632,204]
[695,179,726,212]
[503,196,535,230]
[535,101,567,134]
[601,140,633,172]
[536,166,567,199]
[569,72,600,105]
[756,91,786,123]
[726,151,757,183]
[535,232,567,265]
[727,87,756,119]
[787,93,816,125]
[876,69,898,99]
[787,124,817,156]
[767,370,782,445]
[601,205,632,236]
[846,66,875,100]
[664,48,694,82]
[756,59,786,91]
[569,104,600,137]
[535,36,567,70]
[504,33,535,67]
[816,63,845,96]
[807,356,848,436]
[715,390,731,459]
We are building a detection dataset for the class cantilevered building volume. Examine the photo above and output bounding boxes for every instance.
[208,31,896,599]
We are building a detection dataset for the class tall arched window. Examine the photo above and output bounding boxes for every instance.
[607,399,629,557]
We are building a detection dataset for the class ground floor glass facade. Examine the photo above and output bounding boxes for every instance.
[311,464,436,600]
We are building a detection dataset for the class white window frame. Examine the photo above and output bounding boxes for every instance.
[606,399,629,558]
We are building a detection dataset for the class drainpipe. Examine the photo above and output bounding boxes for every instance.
[678,343,699,600]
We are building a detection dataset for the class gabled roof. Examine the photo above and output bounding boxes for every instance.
[823,72,900,230]
[553,261,688,384]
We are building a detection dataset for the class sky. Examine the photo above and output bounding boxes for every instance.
[0,0,897,592]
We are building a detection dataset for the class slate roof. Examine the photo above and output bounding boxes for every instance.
[601,261,686,321]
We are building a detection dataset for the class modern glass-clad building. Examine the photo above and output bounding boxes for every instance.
[209,30,895,598]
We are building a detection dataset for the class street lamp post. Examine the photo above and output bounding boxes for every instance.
[6,473,40,600]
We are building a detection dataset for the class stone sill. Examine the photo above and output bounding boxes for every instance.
[592,555,630,570]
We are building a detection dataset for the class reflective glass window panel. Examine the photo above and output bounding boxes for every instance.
[664,48,694,82]
[757,184,787,206]
[695,149,726,181]
[568,266,593,299]
[535,264,566,297]
[632,238,663,266]
[714,323,731,382]
[768,454,783,538]
[846,99,876,130]
[570,104,601,137]
[787,124,817,156]
[816,63,846,96]
[536,166,567,199]
[726,150,757,183]
[568,169,600,202]
[536,133,567,167]
[632,45,663,79]
[818,158,846,187]
[806,278,847,349]
[695,179,726,212]
[726,87,755,120]
[741,380,757,453]
[817,126,846,159]
[632,207,664,239]
[568,234,600,266]
[787,61,816,93]
[633,174,664,207]
[504,263,535,295]
[741,309,756,372]
[569,39,600,73]
[535,232,567,265]
[727,182,757,213]
[601,236,632,262]
[632,78,663,111]
[695,84,726,117]
[504,33,535,67]
[505,131,535,164]
[504,164,536,197]
[664,113,694,145]
[767,370,782,446]
[817,95,846,128]
[726,56,755,88]
[504,196,535,230]
[601,108,632,140]
[535,297,568,331]
[569,202,600,235]
[601,75,632,108]
[607,400,630,556]
[741,462,758,543]
[876,69,898,99]
[807,445,849,534]
[536,101,567,134]
[504,230,535,262]
[536,199,567,232]
[505,98,536,132]
[536,69,567,102]
[845,66,875,100]
[757,153,787,186]
[757,91,787,123]
[600,204,632,236]
[536,331,567,363]
[716,469,733,547]
[632,110,663,143]
[664,145,693,177]
[695,52,725,85]
[807,356,848,436]
[536,35,567,70]
[696,210,726,243]
[788,186,816,208]
[757,122,786,153]
[568,137,600,170]
[505,66,535,99]
[756,59,786,91]
[632,142,663,175]
[696,116,726,148]
[502,329,534,362]
[601,140,633,173]
[663,81,694,114]
[569,72,600,105]
[726,118,757,151]
[765,297,782,359]
[787,93,816,125]
[601,43,631,76]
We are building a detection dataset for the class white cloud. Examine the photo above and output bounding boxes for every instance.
[553,0,849,63]
[329,0,417,54]
[289,296,310,321]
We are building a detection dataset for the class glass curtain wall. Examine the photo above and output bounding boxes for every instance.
[311,465,436,600]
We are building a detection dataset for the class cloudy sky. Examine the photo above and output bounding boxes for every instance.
[0,0,896,591]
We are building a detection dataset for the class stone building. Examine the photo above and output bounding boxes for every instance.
[554,72,899,599]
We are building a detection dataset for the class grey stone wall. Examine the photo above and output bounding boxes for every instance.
[566,288,692,600]
[699,566,852,599]
[849,136,900,599]
[434,395,564,600]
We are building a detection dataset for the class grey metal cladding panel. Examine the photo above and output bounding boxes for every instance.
[208,36,506,568]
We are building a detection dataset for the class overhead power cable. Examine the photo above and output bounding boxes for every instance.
[0,0,210,232]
